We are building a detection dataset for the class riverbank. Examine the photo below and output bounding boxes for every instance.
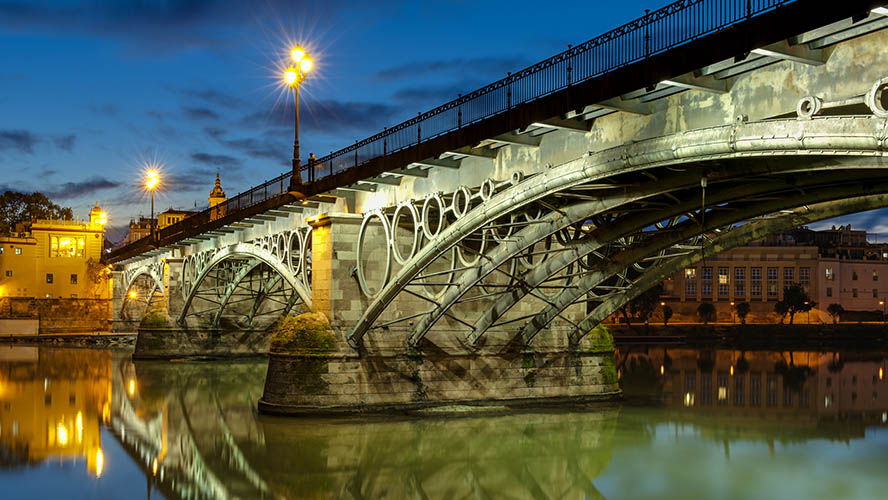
[610,323,888,349]
[0,331,136,346]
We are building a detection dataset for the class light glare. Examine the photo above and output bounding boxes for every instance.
[299,57,312,73]
[285,66,298,86]
[291,46,305,63]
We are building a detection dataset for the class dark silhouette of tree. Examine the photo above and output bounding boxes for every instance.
[632,283,664,326]
[0,191,73,234]
[734,302,751,324]
[697,302,716,325]
[662,305,673,326]
[827,303,844,324]
[774,284,815,325]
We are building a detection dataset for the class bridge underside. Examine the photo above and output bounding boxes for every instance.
[349,116,888,353]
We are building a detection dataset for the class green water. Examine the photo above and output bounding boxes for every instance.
[0,344,885,499]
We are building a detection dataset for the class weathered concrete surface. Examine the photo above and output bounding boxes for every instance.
[259,311,619,414]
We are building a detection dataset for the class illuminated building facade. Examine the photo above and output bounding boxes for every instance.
[655,226,888,323]
[0,204,109,299]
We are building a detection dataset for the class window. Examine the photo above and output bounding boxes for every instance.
[853,288,858,298]
[718,267,729,297]
[827,287,832,297]
[70,274,77,285]
[0,247,3,254]
[767,267,779,298]
[825,267,834,280]
[70,294,77,298]
[685,268,697,296]
[701,373,713,405]
[783,385,794,407]
[4,270,10,277]
[853,271,858,281]
[14,247,21,255]
[50,236,85,258]
[751,267,762,297]
[783,267,794,291]
[734,267,746,298]
[875,289,879,298]
[46,273,53,284]
[799,267,810,285]
[717,373,729,404]
[702,267,713,297]
[875,270,880,281]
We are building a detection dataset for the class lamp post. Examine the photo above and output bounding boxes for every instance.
[730,301,735,324]
[285,45,313,191]
[880,300,885,323]
[146,169,159,230]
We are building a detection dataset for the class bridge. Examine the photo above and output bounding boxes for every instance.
[106,0,888,412]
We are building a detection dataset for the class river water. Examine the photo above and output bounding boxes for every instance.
[0,343,886,500]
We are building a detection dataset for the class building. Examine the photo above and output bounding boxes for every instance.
[121,173,227,243]
[656,225,888,324]
[0,204,110,299]
[123,216,153,245]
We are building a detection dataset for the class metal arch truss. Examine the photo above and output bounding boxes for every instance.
[348,96,888,349]
[177,227,313,328]
[119,259,166,320]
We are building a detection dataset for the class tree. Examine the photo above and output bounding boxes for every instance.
[662,305,673,326]
[629,283,664,327]
[697,302,716,325]
[827,303,844,324]
[776,284,816,325]
[0,191,72,234]
[735,302,751,325]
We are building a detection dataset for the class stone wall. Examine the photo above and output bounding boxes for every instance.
[0,297,111,334]
[133,327,271,359]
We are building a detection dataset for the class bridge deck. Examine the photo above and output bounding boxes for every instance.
[105,0,885,264]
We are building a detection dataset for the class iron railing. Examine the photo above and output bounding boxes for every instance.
[151,0,793,245]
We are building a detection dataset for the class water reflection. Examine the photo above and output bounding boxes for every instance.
[615,346,888,425]
[0,345,110,476]
[117,358,619,499]
[2,345,887,499]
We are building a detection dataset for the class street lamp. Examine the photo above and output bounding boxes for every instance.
[880,300,885,323]
[285,45,313,190]
[730,301,735,324]
[146,169,160,229]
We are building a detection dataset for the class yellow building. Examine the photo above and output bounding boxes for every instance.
[0,204,109,299]
[157,208,198,229]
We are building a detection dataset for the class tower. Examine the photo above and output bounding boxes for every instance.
[208,173,227,207]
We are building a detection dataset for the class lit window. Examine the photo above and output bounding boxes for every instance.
[825,267,834,280]
[46,273,53,284]
[50,236,85,258]
[0,247,3,254]
[14,248,21,255]
[70,274,77,285]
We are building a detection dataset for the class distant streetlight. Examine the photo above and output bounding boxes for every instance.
[285,45,313,190]
[880,300,885,323]
[146,169,160,229]
[730,301,735,324]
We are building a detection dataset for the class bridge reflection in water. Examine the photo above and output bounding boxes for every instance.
[2,345,887,499]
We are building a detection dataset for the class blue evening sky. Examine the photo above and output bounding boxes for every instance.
[0,0,882,242]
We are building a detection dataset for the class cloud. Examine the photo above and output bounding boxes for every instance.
[203,127,289,164]
[242,99,401,135]
[190,152,242,168]
[183,106,221,120]
[53,134,76,151]
[376,57,530,82]
[46,177,121,199]
[179,88,245,109]
[0,129,39,153]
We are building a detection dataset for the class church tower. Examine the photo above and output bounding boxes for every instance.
[208,173,227,207]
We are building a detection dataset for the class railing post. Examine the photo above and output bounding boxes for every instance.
[458,94,462,129]
[566,47,572,86]
[644,9,651,58]
[417,112,421,144]
[330,152,333,177]
[507,72,512,109]
[383,127,387,156]
[354,141,358,167]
